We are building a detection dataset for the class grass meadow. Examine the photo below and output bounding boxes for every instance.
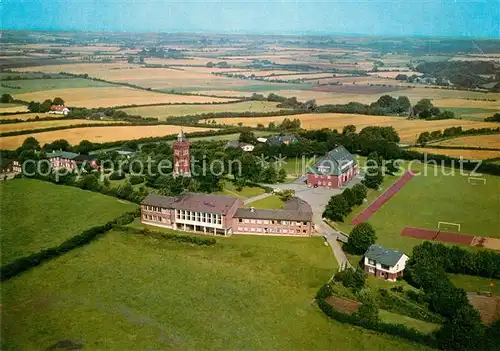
[245,194,284,209]
[1,229,433,350]
[0,77,113,94]
[0,179,137,265]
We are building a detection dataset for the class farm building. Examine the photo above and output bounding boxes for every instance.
[49,105,70,115]
[266,135,298,146]
[141,193,314,237]
[225,140,255,152]
[47,151,97,170]
[0,159,22,176]
[363,244,409,281]
[306,146,358,189]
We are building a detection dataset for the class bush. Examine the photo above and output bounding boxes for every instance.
[345,222,377,255]
[109,171,125,180]
[334,267,366,291]
[129,175,145,185]
[114,226,216,246]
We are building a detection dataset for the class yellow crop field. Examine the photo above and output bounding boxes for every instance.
[212,113,500,143]
[0,113,58,121]
[14,87,236,108]
[121,101,284,120]
[434,134,500,149]
[0,105,28,113]
[0,125,213,149]
[0,120,125,133]
[411,148,500,160]
[432,98,500,109]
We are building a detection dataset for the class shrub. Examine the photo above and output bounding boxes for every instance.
[345,222,377,254]
[129,175,145,185]
[334,267,366,291]
[109,171,125,180]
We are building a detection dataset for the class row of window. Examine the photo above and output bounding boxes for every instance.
[144,205,168,213]
[143,214,170,223]
[367,259,392,271]
[238,218,308,226]
[237,227,308,234]
[176,210,222,225]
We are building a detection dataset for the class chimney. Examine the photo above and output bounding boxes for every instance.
[250,207,255,213]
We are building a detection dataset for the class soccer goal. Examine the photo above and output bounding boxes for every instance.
[468,176,486,185]
[438,221,461,232]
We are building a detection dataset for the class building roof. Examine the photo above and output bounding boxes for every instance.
[234,208,313,222]
[225,140,240,149]
[50,105,69,112]
[283,196,312,212]
[267,135,297,146]
[364,244,405,267]
[47,150,80,159]
[177,128,186,142]
[308,146,357,175]
[142,193,239,215]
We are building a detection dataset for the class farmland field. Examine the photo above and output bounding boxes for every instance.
[0,77,113,94]
[0,125,213,149]
[13,87,237,108]
[0,179,137,265]
[120,101,286,120]
[433,134,500,149]
[0,119,126,133]
[337,165,500,254]
[411,147,500,160]
[0,103,28,113]
[1,228,432,350]
[0,112,59,120]
[212,113,500,143]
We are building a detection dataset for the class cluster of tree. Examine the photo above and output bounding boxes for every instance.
[315,95,411,116]
[344,222,377,255]
[416,126,500,144]
[0,93,14,103]
[206,61,230,68]
[322,183,367,222]
[485,113,500,122]
[139,47,185,59]
[405,242,500,350]
[27,97,65,113]
[412,99,455,120]
[334,267,366,291]
[415,61,499,90]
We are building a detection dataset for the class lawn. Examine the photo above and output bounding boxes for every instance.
[279,156,316,177]
[0,178,137,265]
[1,229,433,350]
[449,274,500,296]
[121,101,286,120]
[245,194,284,209]
[217,180,265,199]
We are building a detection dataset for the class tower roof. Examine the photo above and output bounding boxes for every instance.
[177,128,186,141]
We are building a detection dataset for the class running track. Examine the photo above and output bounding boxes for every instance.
[401,227,475,246]
[352,171,415,225]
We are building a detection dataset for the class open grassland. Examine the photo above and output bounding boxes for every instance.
[0,125,213,149]
[0,179,137,265]
[0,103,28,113]
[14,87,236,108]
[411,148,500,160]
[213,113,500,143]
[0,119,126,133]
[378,310,441,334]
[434,134,500,149]
[341,165,500,254]
[215,181,266,199]
[0,77,113,94]
[437,107,499,120]
[1,229,432,350]
[0,112,58,120]
[449,274,500,296]
[245,194,284,209]
[120,101,284,120]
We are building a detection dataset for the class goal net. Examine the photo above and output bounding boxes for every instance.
[438,221,461,232]
[468,177,486,185]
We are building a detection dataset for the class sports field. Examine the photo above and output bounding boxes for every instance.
[120,101,285,120]
[0,125,213,149]
[212,113,500,143]
[13,87,236,108]
[1,228,432,350]
[0,119,125,133]
[433,134,500,149]
[344,166,500,253]
[0,179,137,265]
[411,148,500,160]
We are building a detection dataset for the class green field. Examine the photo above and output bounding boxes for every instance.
[449,274,500,296]
[379,310,441,334]
[217,180,266,199]
[437,107,499,120]
[1,228,432,350]
[0,78,113,94]
[121,101,286,120]
[245,194,284,209]
[0,179,137,265]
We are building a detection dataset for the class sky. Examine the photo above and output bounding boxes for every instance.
[2,0,499,38]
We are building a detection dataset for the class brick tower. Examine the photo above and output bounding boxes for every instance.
[173,129,191,177]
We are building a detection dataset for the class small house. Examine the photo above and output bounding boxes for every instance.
[363,244,409,281]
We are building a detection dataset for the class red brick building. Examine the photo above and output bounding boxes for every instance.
[173,129,191,177]
[47,151,98,170]
[306,146,358,189]
[363,244,409,281]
